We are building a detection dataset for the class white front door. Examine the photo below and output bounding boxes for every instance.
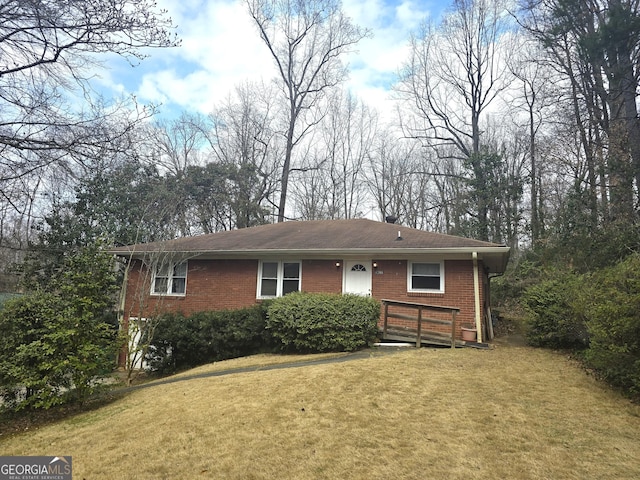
[343,260,372,296]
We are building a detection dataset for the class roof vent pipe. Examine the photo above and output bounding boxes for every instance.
[396,230,403,241]
[385,215,397,224]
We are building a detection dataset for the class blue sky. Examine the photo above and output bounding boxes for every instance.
[94,0,446,119]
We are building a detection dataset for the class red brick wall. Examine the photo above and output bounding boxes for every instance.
[124,259,345,318]
[301,260,343,294]
[122,257,486,338]
[371,259,485,336]
[123,259,259,319]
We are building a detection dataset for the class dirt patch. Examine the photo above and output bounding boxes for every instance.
[492,310,528,347]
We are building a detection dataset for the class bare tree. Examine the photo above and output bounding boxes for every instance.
[0,0,178,175]
[291,151,333,220]
[429,152,468,234]
[366,132,425,225]
[323,92,378,219]
[208,82,283,227]
[293,91,377,219]
[0,0,179,270]
[245,0,369,222]
[146,113,211,177]
[399,0,510,157]
[397,0,513,240]
[506,36,557,243]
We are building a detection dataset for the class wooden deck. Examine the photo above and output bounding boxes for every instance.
[380,299,490,349]
[380,326,490,349]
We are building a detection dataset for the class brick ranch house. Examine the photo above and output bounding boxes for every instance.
[109,218,510,345]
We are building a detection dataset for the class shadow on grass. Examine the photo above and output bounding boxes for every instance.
[0,388,129,438]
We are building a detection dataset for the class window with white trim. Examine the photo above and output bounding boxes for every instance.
[152,261,187,295]
[258,261,301,297]
[408,261,444,293]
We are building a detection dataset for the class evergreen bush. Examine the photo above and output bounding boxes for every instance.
[582,254,640,396]
[266,292,380,353]
[0,245,119,411]
[147,304,272,374]
[522,272,588,349]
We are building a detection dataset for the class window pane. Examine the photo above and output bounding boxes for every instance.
[283,262,300,279]
[261,279,277,296]
[282,279,299,295]
[173,262,187,277]
[412,276,440,290]
[262,262,278,279]
[156,264,171,276]
[153,277,168,293]
[172,278,186,294]
[412,263,439,276]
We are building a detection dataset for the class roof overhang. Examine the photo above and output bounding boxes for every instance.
[110,246,511,274]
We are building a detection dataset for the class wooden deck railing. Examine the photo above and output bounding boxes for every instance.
[381,299,460,348]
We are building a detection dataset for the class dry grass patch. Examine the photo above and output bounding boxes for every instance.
[2,344,639,479]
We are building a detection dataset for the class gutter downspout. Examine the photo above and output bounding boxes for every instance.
[472,252,482,343]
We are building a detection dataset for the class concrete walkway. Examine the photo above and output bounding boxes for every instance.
[116,347,409,394]
[113,332,526,395]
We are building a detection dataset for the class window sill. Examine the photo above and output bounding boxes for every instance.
[407,291,444,296]
[150,293,186,298]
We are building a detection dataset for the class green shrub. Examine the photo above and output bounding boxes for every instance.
[581,254,640,396]
[522,272,588,349]
[143,312,194,374]
[492,258,542,308]
[0,292,118,411]
[266,292,380,353]
[521,254,640,398]
[0,245,118,412]
[147,304,272,374]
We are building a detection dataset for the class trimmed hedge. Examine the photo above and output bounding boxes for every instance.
[266,292,380,353]
[147,304,272,374]
[146,293,380,373]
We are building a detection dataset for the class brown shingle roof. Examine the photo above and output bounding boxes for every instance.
[109,219,510,272]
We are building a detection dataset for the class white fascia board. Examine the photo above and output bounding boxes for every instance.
[122,246,511,272]
[188,246,509,260]
[125,246,508,258]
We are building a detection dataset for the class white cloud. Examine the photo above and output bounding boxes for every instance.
[100,0,441,118]
[130,0,274,113]
[343,0,434,120]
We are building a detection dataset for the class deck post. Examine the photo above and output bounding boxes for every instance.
[383,302,389,338]
[416,306,422,348]
[451,311,457,348]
